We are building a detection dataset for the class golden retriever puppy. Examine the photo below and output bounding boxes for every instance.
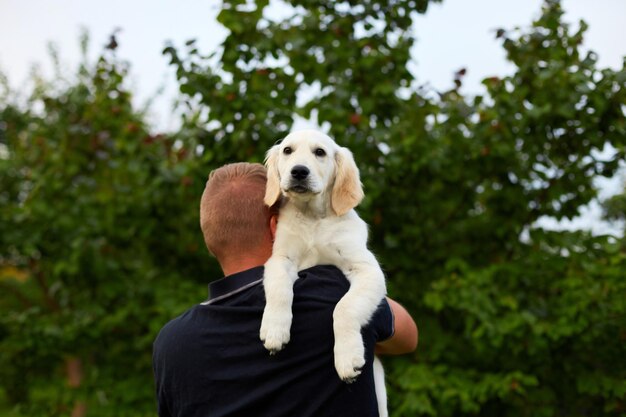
[260,130,388,414]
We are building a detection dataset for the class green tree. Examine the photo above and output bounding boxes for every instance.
[166,0,625,416]
[0,35,215,416]
[1,0,624,416]
[603,185,626,224]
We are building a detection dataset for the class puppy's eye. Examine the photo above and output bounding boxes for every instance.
[314,148,326,157]
[283,147,292,155]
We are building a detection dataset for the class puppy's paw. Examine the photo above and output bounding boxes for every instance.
[260,309,292,354]
[334,334,366,383]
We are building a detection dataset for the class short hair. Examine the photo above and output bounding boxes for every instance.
[200,162,272,261]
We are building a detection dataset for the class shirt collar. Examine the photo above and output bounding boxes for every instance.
[205,266,264,305]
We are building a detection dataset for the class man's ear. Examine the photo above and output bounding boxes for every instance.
[331,147,364,216]
[269,214,278,242]
[264,144,282,207]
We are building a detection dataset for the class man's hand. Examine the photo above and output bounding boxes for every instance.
[375,298,418,355]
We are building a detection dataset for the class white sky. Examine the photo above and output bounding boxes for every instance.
[0,0,624,234]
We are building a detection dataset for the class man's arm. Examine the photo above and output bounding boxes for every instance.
[375,297,418,355]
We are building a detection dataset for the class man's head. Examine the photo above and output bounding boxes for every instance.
[200,162,277,273]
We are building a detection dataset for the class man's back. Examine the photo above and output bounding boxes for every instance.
[153,265,393,417]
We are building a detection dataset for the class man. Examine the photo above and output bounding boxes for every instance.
[153,162,417,417]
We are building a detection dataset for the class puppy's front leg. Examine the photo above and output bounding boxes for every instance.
[260,254,298,354]
[334,251,386,382]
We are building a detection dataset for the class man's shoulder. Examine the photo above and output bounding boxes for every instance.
[153,305,200,350]
[297,265,348,282]
[293,265,350,301]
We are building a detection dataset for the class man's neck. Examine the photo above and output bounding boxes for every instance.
[221,255,268,277]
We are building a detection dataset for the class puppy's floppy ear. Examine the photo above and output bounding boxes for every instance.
[331,147,364,216]
[264,144,282,207]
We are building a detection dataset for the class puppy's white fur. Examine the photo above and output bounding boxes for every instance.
[260,130,388,415]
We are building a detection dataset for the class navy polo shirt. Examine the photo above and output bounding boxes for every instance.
[153,265,394,417]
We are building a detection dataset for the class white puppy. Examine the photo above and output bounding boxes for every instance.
[260,130,388,414]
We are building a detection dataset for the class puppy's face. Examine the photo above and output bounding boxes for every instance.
[265,130,363,215]
[273,130,339,197]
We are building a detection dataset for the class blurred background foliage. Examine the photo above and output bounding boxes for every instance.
[1,0,625,416]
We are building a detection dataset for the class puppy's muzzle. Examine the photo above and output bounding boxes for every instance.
[291,165,309,180]
[289,165,311,193]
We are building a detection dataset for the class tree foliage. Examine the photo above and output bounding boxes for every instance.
[1,1,625,416]
[0,35,214,416]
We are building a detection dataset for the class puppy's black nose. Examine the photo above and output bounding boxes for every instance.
[291,165,310,180]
